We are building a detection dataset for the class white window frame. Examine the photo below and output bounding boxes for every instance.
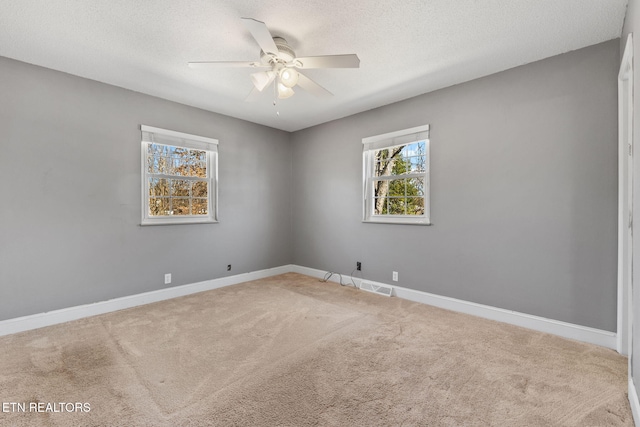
[362,124,431,225]
[141,125,218,226]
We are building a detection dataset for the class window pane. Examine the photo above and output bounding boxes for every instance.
[192,198,208,215]
[387,197,405,215]
[375,147,400,177]
[172,198,190,215]
[157,156,170,174]
[191,160,207,177]
[149,178,169,197]
[166,157,177,175]
[387,179,407,197]
[147,156,156,174]
[148,143,164,157]
[408,177,424,196]
[171,179,190,197]
[171,146,188,158]
[190,149,205,158]
[373,180,388,201]
[184,157,195,177]
[149,197,170,216]
[170,157,184,176]
[406,155,426,173]
[374,197,387,215]
[402,142,425,175]
[407,197,425,215]
[192,181,208,198]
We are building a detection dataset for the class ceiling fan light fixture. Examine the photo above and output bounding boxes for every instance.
[279,68,299,88]
[277,82,295,99]
[251,71,275,92]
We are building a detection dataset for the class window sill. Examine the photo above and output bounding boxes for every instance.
[363,217,431,226]
[140,219,218,226]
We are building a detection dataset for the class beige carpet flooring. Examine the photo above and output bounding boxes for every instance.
[0,273,633,426]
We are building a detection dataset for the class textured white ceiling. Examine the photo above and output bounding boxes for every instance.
[0,0,628,131]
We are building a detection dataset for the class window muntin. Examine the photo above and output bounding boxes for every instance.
[363,125,430,225]
[141,125,218,225]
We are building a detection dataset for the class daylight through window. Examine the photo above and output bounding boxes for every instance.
[141,125,218,225]
[363,125,430,224]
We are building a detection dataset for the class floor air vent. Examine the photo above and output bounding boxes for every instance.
[359,281,393,297]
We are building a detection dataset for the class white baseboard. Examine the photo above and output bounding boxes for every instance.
[0,264,618,351]
[630,376,640,427]
[0,265,293,337]
[292,265,617,350]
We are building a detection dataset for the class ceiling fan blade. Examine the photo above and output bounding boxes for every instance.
[296,72,333,97]
[241,18,279,56]
[294,54,360,69]
[188,61,269,69]
[251,71,275,92]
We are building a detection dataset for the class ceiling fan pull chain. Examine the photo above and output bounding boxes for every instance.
[273,83,280,116]
[273,80,278,106]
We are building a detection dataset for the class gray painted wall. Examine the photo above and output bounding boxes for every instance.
[0,40,620,335]
[291,40,619,332]
[622,0,640,404]
[0,56,292,321]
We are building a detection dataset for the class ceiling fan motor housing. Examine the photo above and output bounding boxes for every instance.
[260,37,296,64]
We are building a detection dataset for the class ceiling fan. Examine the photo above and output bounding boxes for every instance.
[188,18,360,100]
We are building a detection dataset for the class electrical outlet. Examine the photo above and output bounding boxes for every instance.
[227,264,231,271]
[164,273,171,284]
[356,261,362,271]
[392,271,398,282]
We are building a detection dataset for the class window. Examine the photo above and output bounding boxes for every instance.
[141,125,218,225]
[362,124,430,225]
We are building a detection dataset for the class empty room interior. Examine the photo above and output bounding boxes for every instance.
[4,1,640,425]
